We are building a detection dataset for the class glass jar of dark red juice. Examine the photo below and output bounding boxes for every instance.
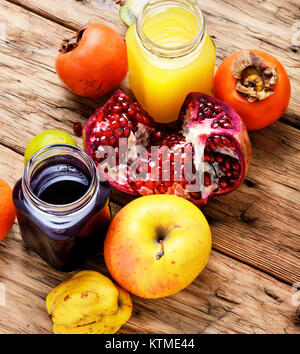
[13,144,111,271]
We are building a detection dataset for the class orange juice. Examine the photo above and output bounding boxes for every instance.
[126,0,216,123]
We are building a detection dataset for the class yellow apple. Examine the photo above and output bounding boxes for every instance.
[104,195,212,299]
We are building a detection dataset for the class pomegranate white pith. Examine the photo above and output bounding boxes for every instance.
[83,90,252,207]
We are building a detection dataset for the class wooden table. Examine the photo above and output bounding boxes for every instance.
[0,0,299,334]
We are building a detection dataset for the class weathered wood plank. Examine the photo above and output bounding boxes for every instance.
[0,144,299,334]
[7,0,300,127]
[0,0,299,284]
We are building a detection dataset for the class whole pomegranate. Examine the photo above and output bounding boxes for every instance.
[83,90,251,207]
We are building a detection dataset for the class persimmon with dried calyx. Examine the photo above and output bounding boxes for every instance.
[213,49,291,130]
[0,179,15,241]
[56,22,128,98]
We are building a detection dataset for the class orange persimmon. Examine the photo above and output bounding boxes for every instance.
[56,22,128,98]
[0,179,15,241]
[213,49,291,130]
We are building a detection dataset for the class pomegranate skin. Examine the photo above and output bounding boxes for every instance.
[83,90,252,207]
[181,93,252,194]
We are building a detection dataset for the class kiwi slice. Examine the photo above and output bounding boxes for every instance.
[120,0,148,26]
[120,0,197,27]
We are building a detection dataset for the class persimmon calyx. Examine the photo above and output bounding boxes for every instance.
[232,50,278,102]
[59,27,86,54]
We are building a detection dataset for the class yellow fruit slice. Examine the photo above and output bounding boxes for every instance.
[46,271,133,334]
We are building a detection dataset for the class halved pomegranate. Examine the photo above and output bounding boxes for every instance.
[83,90,251,207]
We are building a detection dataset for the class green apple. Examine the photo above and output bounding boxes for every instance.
[24,130,77,165]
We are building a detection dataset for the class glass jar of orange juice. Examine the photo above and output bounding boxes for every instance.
[126,0,216,124]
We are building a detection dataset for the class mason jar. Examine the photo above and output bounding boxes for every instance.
[13,144,111,271]
[126,0,216,124]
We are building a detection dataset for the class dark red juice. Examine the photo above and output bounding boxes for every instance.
[13,145,111,271]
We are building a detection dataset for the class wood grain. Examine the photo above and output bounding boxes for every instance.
[0,0,299,334]
[0,0,299,284]
[0,144,299,334]
[7,0,300,127]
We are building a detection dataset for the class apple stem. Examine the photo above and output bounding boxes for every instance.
[156,240,165,260]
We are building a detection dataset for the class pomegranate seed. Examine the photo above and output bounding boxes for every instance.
[216,155,223,163]
[221,136,233,147]
[222,122,233,129]
[220,165,227,173]
[109,136,117,146]
[189,192,202,200]
[153,180,160,187]
[213,135,221,145]
[207,102,213,108]
[199,103,205,111]
[142,117,150,125]
[198,112,204,121]
[145,181,155,190]
[112,105,122,113]
[204,153,211,162]
[96,112,105,121]
[134,102,141,110]
[217,136,224,147]
[225,160,231,170]
[127,107,135,116]
[232,161,240,171]
[73,122,82,137]
[128,122,134,130]
[214,105,222,113]
[218,177,228,189]
[228,179,235,186]
[207,139,217,150]
[204,108,212,118]
[119,117,128,127]
[114,128,123,138]
[155,131,163,139]
[204,172,212,187]
[135,179,144,189]
[135,165,141,174]
[103,130,113,138]
[211,121,219,129]
[158,184,168,193]
[200,97,207,104]
[123,127,131,137]
[112,113,121,120]
[100,136,109,145]
[233,170,239,179]
[94,129,103,139]
[111,120,120,130]
[135,113,143,122]
[122,102,128,110]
